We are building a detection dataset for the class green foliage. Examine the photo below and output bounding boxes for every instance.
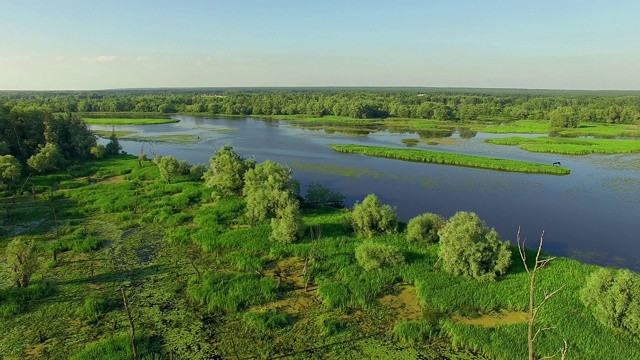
[269,197,304,243]
[189,163,207,181]
[391,320,437,344]
[242,310,289,330]
[83,118,178,125]
[438,211,512,282]
[44,112,96,159]
[6,237,39,288]
[203,145,254,197]
[52,227,103,253]
[315,313,347,336]
[349,194,397,237]
[331,144,570,175]
[549,106,579,128]
[581,268,640,337]
[243,160,298,224]
[70,332,160,360]
[157,155,181,183]
[90,145,107,159]
[406,213,445,244]
[487,136,640,155]
[78,294,110,324]
[187,272,277,313]
[355,241,405,271]
[304,181,345,206]
[0,154,21,187]
[27,142,64,173]
[0,281,52,318]
[105,130,122,155]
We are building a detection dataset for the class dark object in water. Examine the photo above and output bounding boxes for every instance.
[552,162,561,166]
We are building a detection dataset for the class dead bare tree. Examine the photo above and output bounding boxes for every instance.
[120,285,138,360]
[517,227,567,360]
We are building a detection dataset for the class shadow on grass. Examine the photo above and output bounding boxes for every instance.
[56,264,168,286]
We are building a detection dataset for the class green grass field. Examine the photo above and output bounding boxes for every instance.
[2,155,640,359]
[486,137,640,155]
[330,144,570,175]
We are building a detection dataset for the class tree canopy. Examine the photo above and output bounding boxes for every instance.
[349,194,397,238]
[203,145,255,197]
[437,211,512,282]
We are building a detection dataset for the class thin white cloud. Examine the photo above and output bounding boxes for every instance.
[196,56,214,65]
[83,55,117,62]
[136,56,150,62]
[54,56,65,61]
[0,56,32,64]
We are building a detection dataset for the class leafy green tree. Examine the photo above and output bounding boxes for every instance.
[6,237,39,288]
[355,241,405,271]
[90,145,107,159]
[349,194,397,238]
[243,160,298,225]
[406,213,445,244]
[105,130,122,155]
[137,152,148,167]
[157,155,181,183]
[189,164,207,181]
[269,197,303,243]
[549,106,579,128]
[437,211,511,282]
[0,155,22,190]
[203,145,255,197]
[304,182,345,207]
[581,268,640,337]
[44,113,96,159]
[27,143,64,173]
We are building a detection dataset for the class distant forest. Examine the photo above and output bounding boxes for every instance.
[1,88,639,124]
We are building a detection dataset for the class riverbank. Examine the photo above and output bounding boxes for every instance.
[487,137,640,155]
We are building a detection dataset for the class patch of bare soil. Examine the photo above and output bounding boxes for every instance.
[250,257,319,315]
[100,175,125,184]
[378,285,422,320]
[454,309,528,327]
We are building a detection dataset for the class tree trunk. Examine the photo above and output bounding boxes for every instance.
[120,286,137,360]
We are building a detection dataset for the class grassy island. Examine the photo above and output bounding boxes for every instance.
[486,137,640,155]
[329,144,571,175]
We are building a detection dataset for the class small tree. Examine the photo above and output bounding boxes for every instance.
[105,130,122,155]
[6,237,39,288]
[355,242,405,271]
[582,267,640,337]
[549,107,579,129]
[157,155,181,183]
[269,197,303,243]
[437,211,511,282]
[0,154,22,190]
[305,182,345,207]
[188,164,207,181]
[406,213,445,244]
[349,194,397,238]
[243,160,297,225]
[27,143,64,173]
[203,145,255,197]
[90,145,107,159]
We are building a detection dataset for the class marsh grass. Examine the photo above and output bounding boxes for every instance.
[330,144,570,175]
[487,136,640,155]
[83,118,179,125]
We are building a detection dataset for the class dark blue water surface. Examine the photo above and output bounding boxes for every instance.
[94,115,640,270]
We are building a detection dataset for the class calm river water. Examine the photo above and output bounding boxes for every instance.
[94,115,640,271]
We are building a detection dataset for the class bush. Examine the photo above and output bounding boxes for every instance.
[242,310,289,330]
[581,268,640,337]
[391,320,437,344]
[305,182,345,206]
[355,242,405,271]
[437,211,511,282]
[406,213,445,244]
[349,194,397,237]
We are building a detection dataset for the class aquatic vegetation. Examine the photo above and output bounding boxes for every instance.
[330,144,570,175]
[487,136,640,155]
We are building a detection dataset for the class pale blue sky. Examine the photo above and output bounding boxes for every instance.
[1,0,638,90]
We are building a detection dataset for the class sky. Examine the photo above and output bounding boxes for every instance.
[1,0,639,90]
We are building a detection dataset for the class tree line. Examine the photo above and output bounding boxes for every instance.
[1,88,639,124]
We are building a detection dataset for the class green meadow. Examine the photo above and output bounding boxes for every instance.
[487,137,640,155]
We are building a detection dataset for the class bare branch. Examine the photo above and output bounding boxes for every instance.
[517,226,530,274]
[533,326,554,344]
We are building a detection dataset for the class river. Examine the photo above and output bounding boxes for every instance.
[93,115,640,271]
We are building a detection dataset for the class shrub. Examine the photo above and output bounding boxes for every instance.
[355,241,405,271]
[242,310,289,330]
[437,211,511,282]
[391,320,437,344]
[349,194,397,237]
[406,213,445,244]
[581,268,640,337]
[305,182,345,206]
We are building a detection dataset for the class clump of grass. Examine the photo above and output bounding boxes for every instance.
[70,332,161,360]
[330,144,570,175]
[187,272,277,313]
[391,320,438,344]
[223,252,266,272]
[243,310,289,330]
[402,138,419,147]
